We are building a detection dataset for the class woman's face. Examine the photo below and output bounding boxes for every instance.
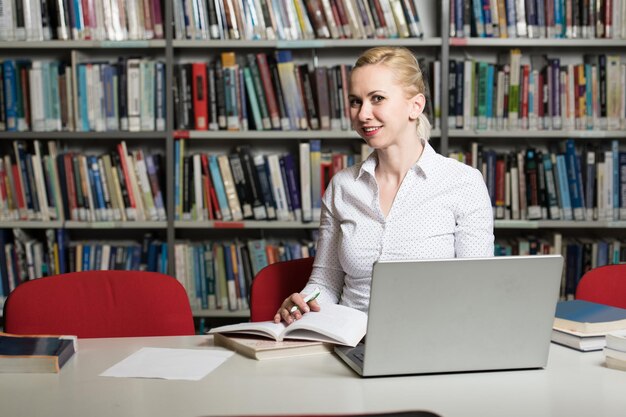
[348,64,424,150]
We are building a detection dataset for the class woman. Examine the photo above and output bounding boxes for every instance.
[275,46,494,324]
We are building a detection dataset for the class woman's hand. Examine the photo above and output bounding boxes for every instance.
[273,292,321,324]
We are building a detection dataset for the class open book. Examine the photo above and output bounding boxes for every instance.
[213,333,332,360]
[209,303,367,347]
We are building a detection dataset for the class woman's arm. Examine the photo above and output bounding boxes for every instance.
[275,180,345,323]
[454,168,495,257]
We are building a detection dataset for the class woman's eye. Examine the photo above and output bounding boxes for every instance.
[372,95,384,103]
[349,99,361,107]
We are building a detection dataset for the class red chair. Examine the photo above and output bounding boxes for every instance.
[249,257,314,322]
[3,270,195,338]
[576,264,626,310]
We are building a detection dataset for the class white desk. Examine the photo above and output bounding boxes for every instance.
[1,335,625,417]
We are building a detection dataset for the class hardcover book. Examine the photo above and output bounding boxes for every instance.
[0,332,77,373]
[550,328,606,351]
[554,300,626,335]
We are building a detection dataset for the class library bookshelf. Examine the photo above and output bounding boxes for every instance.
[1,0,625,325]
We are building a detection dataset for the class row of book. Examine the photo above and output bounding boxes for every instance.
[0,0,164,41]
[448,51,626,132]
[0,228,167,302]
[174,0,425,41]
[0,228,315,311]
[173,50,438,132]
[449,139,626,222]
[563,238,625,297]
[1,57,166,132]
[175,238,317,311]
[0,141,166,222]
[450,0,626,39]
[4,228,623,312]
[495,233,626,299]
[3,137,625,224]
[174,140,371,223]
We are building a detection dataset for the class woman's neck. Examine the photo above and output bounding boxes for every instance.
[375,138,425,185]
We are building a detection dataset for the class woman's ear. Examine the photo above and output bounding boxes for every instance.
[409,93,426,120]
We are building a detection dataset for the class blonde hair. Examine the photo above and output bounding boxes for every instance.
[353,46,432,141]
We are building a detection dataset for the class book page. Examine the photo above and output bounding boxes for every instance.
[209,321,286,340]
[283,303,367,347]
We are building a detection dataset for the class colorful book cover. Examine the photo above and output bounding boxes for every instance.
[554,300,626,335]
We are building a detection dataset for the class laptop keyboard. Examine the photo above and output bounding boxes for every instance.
[350,344,365,365]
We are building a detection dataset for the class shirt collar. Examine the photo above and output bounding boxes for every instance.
[356,139,436,180]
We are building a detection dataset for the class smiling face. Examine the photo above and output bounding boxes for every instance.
[348,63,425,150]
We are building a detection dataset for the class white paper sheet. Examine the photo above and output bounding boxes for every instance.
[100,347,234,381]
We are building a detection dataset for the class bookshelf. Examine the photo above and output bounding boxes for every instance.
[1,0,625,323]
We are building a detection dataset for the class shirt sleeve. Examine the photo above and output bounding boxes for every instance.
[454,168,495,257]
[301,179,345,305]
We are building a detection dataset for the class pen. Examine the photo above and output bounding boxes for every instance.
[290,287,321,313]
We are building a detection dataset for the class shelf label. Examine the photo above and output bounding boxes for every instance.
[450,38,468,46]
[214,221,245,229]
[174,130,190,139]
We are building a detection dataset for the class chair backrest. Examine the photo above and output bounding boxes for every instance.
[576,264,626,309]
[249,257,314,322]
[3,270,195,338]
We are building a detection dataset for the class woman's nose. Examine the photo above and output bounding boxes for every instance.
[357,103,372,120]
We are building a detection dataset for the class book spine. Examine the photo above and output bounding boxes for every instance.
[192,153,203,220]
[88,155,106,221]
[139,60,155,131]
[310,139,322,221]
[252,153,277,220]
[133,150,158,221]
[227,153,254,219]
[236,146,267,220]
[192,62,209,130]
[116,142,137,220]
[199,153,214,219]
[265,153,290,221]
[299,142,312,222]
[145,154,166,221]
[155,61,166,130]
[242,66,263,130]
[281,153,301,222]
[208,154,232,221]
[217,153,244,221]
[246,54,272,129]
[126,58,142,132]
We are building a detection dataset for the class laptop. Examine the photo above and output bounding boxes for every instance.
[335,255,563,377]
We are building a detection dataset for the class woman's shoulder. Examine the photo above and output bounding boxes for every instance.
[331,160,366,185]
[429,152,483,180]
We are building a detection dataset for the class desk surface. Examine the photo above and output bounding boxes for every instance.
[1,335,625,417]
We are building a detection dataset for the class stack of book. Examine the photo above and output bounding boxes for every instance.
[604,331,626,371]
[551,299,626,352]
